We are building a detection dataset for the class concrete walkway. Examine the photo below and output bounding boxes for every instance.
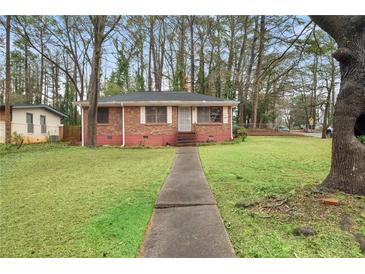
[140,147,235,258]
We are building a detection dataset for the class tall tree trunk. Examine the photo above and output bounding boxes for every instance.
[311,54,318,130]
[38,29,44,104]
[330,72,336,126]
[236,16,249,122]
[148,17,154,91]
[24,42,31,103]
[215,16,222,98]
[240,17,259,125]
[176,16,186,90]
[155,16,166,92]
[197,29,206,94]
[52,61,60,109]
[225,16,235,99]
[87,16,106,147]
[321,86,332,139]
[311,16,365,195]
[5,16,11,144]
[152,18,159,91]
[251,15,266,128]
[189,16,195,92]
[322,59,335,139]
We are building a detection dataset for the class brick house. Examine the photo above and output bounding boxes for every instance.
[76,91,238,146]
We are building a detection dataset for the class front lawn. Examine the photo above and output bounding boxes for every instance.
[0,143,175,257]
[199,137,365,258]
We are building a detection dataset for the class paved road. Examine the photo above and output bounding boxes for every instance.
[139,147,235,258]
[301,132,323,138]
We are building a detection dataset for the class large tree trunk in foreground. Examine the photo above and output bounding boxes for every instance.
[87,16,106,147]
[5,16,11,144]
[311,16,365,195]
[86,16,120,147]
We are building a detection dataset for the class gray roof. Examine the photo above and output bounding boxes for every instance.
[98,91,227,102]
[0,104,67,118]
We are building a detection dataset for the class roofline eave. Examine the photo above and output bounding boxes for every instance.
[75,100,239,107]
[11,105,68,118]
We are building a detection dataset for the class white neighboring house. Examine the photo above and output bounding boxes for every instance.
[0,104,67,144]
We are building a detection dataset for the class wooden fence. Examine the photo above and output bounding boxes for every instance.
[60,125,81,142]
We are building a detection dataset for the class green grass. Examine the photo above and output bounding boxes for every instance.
[0,143,175,257]
[199,136,365,258]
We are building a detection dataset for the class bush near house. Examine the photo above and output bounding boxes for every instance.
[233,127,247,142]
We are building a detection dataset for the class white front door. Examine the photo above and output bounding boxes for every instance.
[178,107,192,132]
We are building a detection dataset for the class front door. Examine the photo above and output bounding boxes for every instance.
[178,107,192,132]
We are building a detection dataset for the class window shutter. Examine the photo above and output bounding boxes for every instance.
[167,106,172,124]
[140,106,146,124]
[192,107,197,124]
[223,107,229,124]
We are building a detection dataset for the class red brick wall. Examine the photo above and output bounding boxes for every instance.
[83,107,123,145]
[194,107,232,142]
[82,105,233,146]
[124,106,178,146]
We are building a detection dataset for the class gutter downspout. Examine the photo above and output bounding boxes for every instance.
[121,102,125,147]
[81,106,84,146]
[230,106,233,140]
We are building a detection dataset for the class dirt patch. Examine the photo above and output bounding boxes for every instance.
[250,197,294,215]
[340,214,353,232]
[237,187,365,254]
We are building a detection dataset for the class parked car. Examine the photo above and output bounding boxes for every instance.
[276,126,290,132]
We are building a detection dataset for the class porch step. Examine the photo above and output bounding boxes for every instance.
[176,132,197,147]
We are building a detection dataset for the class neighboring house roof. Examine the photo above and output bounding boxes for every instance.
[0,104,68,118]
[76,91,238,107]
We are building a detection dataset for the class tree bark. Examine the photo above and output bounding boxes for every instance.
[5,16,11,144]
[236,16,249,121]
[148,17,154,91]
[197,23,207,94]
[38,28,44,104]
[86,15,121,147]
[224,16,235,99]
[311,16,365,195]
[215,16,222,98]
[87,16,106,147]
[310,54,318,130]
[176,16,186,90]
[154,16,166,92]
[240,17,259,125]
[189,16,195,92]
[24,42,31,103]
[54,61,59,108]
[251,15,266,128]
[321,58,335,138]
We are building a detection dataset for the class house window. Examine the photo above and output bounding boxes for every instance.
[97,108,109,124]
[197,107,223,123]
[197,107,210,123]
[210,107,223,122]
[26,113,34,133]
[40,115,46,133]
[146,107,167,123]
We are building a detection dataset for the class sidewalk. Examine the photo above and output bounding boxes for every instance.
[139,147,235,258]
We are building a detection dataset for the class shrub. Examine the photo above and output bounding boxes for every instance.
[357,135,365,144]
[11,131,25,149]
[233,127,247,142]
